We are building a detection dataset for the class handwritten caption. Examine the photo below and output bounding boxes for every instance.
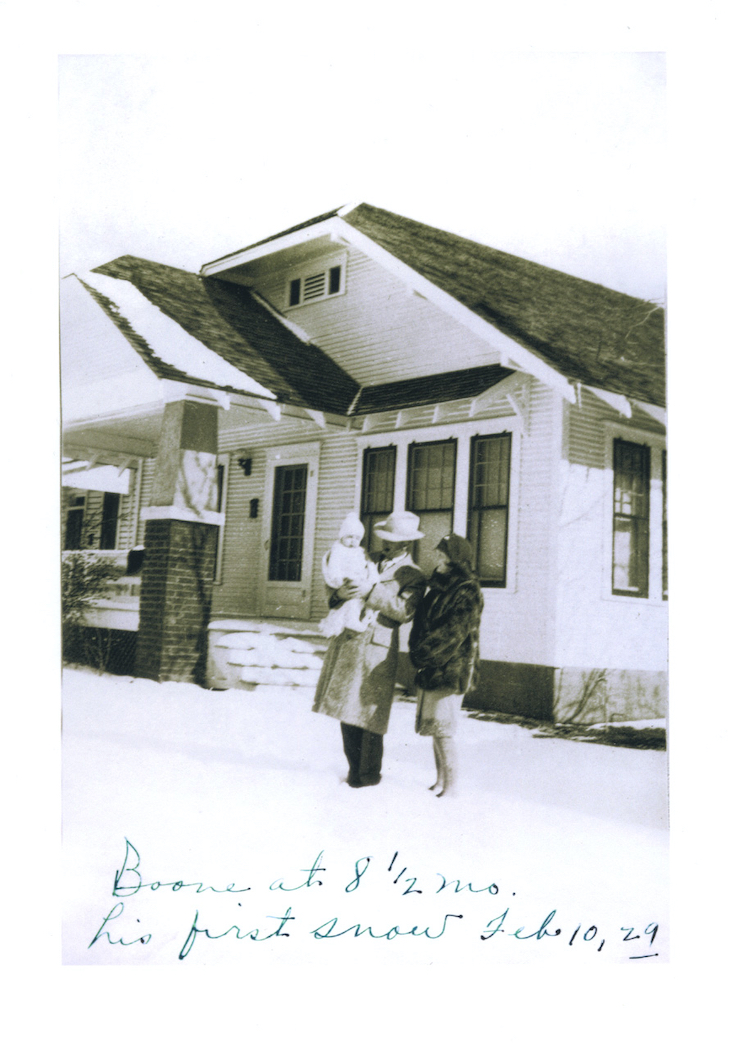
[88,840,660,961]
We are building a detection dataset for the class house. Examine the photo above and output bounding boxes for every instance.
[61,202,667,724]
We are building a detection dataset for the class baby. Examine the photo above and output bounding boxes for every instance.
[319,513,379,637]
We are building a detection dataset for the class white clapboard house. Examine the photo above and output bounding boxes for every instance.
[61,203,666,723]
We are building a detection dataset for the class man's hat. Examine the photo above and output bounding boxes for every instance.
[373,511,424,542]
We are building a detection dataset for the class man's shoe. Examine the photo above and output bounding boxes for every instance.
[347,775,381,788]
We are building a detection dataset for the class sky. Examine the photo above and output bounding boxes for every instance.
[59,51,666,302]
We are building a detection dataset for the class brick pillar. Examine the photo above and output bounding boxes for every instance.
[135,398,222,684]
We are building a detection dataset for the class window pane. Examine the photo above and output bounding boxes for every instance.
[99,492,120,550]
[471,436,510,508]
[612,518,650,595]
[469,434,511,586]
[64,508,84,550]
[328,266,341,294]
[613,440,650,519]
[406,442,455,574]
[612,440,650,597]
[412,511,453,577]
[363,513,388,556]
[362,447,395,513]
[361,447,396,553]
[269,464,308,581]
[471,508,507,583]
[407,441,455,511]
[289,279,301,307]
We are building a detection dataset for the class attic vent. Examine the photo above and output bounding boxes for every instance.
[287,261,345,309]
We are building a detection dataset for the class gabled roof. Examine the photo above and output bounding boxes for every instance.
[79,204,664,426]
[205,203,665,408]
[340,205,665,408]
[90,256,358,414]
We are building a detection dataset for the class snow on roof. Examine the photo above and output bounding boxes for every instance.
[80,270,277,400]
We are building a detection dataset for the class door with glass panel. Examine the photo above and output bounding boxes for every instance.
[260,444,320,619]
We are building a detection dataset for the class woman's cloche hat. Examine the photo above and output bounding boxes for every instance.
[436,533,475,567]
[373,510,424,542]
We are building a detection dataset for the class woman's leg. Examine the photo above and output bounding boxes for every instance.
[435,734,457,797]
[429,737,443,791]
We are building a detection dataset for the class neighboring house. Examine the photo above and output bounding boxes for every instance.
[61,202,666,723]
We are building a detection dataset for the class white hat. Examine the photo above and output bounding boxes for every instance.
[372,511,424,542]
[339,512,365,539]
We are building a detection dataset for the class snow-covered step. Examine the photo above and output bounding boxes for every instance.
[206,618,330,691]
[227,647,323,670]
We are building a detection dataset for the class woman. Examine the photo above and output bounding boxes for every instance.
[312,511,426,788]
[408,534,483,797]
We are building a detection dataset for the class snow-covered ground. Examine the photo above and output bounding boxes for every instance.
[63,667,669,965]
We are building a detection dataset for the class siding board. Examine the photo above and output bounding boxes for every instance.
[478,380,558,666]
[255,248,502,384]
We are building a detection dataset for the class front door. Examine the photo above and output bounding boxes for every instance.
[260,442,320,619]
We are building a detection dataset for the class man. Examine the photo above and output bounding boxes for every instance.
[312,511,426,788]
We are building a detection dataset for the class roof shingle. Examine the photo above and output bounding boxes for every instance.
[341,204,665,407]
[92,256,359,414]
[355,365,514,414]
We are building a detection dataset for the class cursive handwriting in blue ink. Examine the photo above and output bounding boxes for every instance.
[269,851,326,890]
[114,839,250,897]
[511,909,562,940]
[389,852,423,895]
[481,908,561,942]
[88,902,152,948]
[436,874,499,895]
[312,913,463,940]
[345,857,371,892]
[178,907,295,960]
[480,908,509,939]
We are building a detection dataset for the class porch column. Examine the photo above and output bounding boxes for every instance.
[135,398,222,684]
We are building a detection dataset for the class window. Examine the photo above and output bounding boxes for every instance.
[269,463,308,581]
[358,420,519,591]
[99,492,120,550]
[287,261,345,308]
[64,492,86,550]
[468,433,511,587]
[612,439,650,597]
[360,446,396,553]
[406,440,456,576]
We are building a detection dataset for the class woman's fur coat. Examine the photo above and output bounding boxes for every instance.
[408,562,483,694]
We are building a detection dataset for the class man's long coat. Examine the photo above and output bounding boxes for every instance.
[312,552,426,735]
